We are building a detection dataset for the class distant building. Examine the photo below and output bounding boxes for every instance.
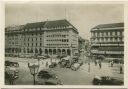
[90,23,124,60]
[5,19,79,57]
[78,36,90,58]
[78,36,85,51]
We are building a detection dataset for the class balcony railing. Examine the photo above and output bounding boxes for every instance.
[91,43,124,46]
[91,50,124,54]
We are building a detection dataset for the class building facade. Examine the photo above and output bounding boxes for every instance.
[5,19,79,57]
[90,23,124,60]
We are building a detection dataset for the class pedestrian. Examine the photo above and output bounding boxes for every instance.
[28,63,30,67]
[108,61,110,67]
[88,62,90,72]
[46,61,48,68]
[111,61,114,67]
[94,60,97,66]
[120,62,123,74]
[98,60,102,69]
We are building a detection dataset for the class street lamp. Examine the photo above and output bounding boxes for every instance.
[28,63,39,85]
[34,53,41,66]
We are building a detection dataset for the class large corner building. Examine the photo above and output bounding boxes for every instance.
[90,23,124,60]
[5,19,79,57]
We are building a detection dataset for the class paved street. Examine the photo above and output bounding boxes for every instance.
[5,57,123,85]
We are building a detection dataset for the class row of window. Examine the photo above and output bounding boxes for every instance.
[92,31,123,37]
[24,38,42,41]
[46,44,69,46]
[47,34,69,38]
[8,42,19,45]
[23,48,42,53]
[23,26,70,32]
[8,37,18,40]
[47,29,69,33]
[24,33,43,36]
[93,37,123,42]
[23,43,42,47]
[24,28,41,32]
[47,39,69,42]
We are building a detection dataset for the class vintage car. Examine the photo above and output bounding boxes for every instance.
[37,70,62,85]
[49,62,57,68]
[71,61,83,71]
[92,76,123,85]
[58,60,69,68]
[5,61,19,67]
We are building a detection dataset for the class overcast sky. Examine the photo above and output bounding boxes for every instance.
[5,3,124,40]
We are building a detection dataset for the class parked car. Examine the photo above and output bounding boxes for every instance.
[93,76,123,85]
[37,70,62,85]
[5,61,19,67]
[49,62,57,68]
[58,60,69,68]
[71,61,83,71]
[112,59,124,64]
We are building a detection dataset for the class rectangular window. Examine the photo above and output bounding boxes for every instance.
[110,32,112,36]
[115,32,117,35]
[106,32,108,36]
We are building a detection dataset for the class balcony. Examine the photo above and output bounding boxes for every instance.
[91,43,124,46]
[91,50,124,55]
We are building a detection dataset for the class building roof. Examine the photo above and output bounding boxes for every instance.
[24,21,46,29]
[44,19,70,28]
[5,25,24,31]
[91,22,124,31]
[44,19,78,32]
[6,19,78,33]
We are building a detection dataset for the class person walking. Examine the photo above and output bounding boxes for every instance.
[94,60,97,66]
[98,60,102,69]
[46,61,48,68]
[120,62,123,74]
[111,61,114,67]
[88,62,90,72]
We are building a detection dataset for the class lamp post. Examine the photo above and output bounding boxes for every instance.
[28,63,39,85]
[35,53,41,66]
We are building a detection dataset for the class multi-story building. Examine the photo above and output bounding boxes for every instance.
[78,36,85,51]
[5,25,24,56]
[90,23,124,60]
[5,19,79,57]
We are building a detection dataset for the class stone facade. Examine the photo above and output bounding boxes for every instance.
[5,19,79,57]
[90,23,124,60]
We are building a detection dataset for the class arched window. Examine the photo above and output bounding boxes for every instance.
[35,48,38,53]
